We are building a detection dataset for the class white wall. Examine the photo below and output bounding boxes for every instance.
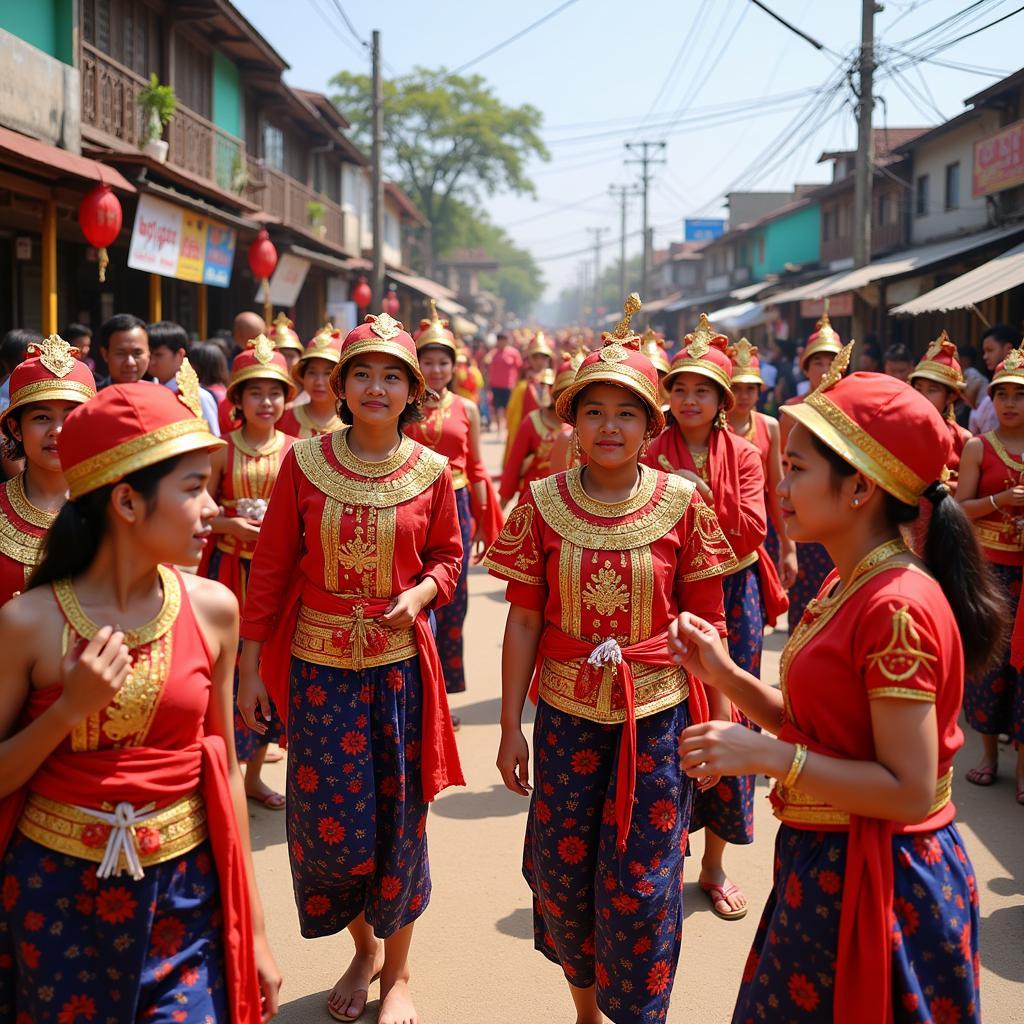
[909,110,1001,244]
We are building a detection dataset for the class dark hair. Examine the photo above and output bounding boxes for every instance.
[231,377,288,426]
[860,342,883,363]
[99,313,146,349]
[28,456,184,590]
[884,344,913,364]
[980,323,1022,349]
[64,323,92,344]
[336,362,424,426]
[810,433,1008,675]
[146,320,189,354]
[188,341,230,388]
[0,329,40,376]
[1,409,25,461]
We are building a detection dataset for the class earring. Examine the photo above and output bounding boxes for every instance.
[852,498,860,507]
[640,434,651,457]
[714,408,728,430]
[572,429,583,459]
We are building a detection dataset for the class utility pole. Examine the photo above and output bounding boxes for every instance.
[587,227,608,328]
[853,1,877,269]
[609,184,641,300]
[371,29,385,309]
[625,141,666,301]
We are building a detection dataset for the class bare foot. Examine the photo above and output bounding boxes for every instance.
[327,945,384,1021]
[379,976,417,1024]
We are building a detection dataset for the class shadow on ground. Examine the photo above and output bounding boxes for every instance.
[496,906,535,940]
[432,783,530,820]
[277,987,380,1023]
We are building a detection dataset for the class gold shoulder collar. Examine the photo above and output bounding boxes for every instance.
[293,432,447,508]
[531,467,694,550]
[0,475,56,566]
[230,429,286,459]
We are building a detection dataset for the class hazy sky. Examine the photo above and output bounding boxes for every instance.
[234,0,1024,298]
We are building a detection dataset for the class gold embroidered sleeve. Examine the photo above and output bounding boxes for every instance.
[863,604,939,701]
[483,501,545,586]
[679,500,739,582]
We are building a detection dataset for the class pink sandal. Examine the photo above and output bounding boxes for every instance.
[699,879,748,920]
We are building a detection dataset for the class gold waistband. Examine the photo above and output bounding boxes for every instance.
[727,550,759,574]
[976,517,1024,553]
[216,535,255,559]
[772,767,953,827]
[451,469,468,491]
[538,657,689,725]
[18,791,207,868]
[291,602,417,670]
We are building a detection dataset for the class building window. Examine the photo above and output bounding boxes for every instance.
[263,124,284,171]
[877,192,890,226]
[173,36,212,119]
[82,0,159,78]
[916,174,929,217]
[945,162,960,211]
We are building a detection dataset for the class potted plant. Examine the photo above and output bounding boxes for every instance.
[231,152,250,195]
[138,74,176,163]
[306,199,326,238]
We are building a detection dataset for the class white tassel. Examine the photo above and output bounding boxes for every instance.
[588,638,623,668]
[73,800,158,880]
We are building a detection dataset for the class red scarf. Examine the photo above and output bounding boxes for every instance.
[534,626,709,851]
[470,476,505,563]
[259,581,464,802]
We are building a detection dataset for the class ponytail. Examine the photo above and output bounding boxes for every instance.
[27,455,185,591]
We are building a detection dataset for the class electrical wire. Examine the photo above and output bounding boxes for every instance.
[327,0,366,46]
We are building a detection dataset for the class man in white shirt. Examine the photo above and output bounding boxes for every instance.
[147,320,221,436]
[969,324,1021,435]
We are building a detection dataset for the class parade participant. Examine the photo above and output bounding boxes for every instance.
[883,343,915,382]
[220,312,266,432]
[955,341,1024,802]
[237,312,463,1024]
[969,324,1020,436]
[782,307,844,631]
[269,312,304,375]
[502,331,555,465]
[405,302,497,705]
[644,313,786,922]
[489,294,737,1024]
[0,367,281,1022]
[909,331,972,471]
[453,347,484,406]
[727,338,797,586]
[547,350,588,474]
[498,368,571,505]
[489,332,522,437]
[204,336,297,810]
[641,328,672,418]
[279,325,346,439]
[672,349,999,1024]
[0,335,96,604]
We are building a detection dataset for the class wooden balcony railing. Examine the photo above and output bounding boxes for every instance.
[246,164,347,249]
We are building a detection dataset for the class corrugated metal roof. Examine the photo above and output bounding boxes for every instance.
[890,240,1024,315]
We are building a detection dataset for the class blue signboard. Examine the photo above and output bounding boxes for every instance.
[684,218,726,242]
[203,222,237,288]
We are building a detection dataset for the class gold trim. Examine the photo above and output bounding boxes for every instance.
[984,431,1024,475]
[227,363,297,404]
[230,428,286,460]
[678,502,739,580]
[868,686,936,702]
[865,605,938,682]
[292,432,447,508]
[800,337,843,371]
[4,379,95,420]
[730,370,764,386]
[663,358,736,410]
[18,792,207,868]
[293,404,343,437]
[783,393,926,505]
[336,430,414,477]
[0,475,55,568]
[565,464,658,518]
[482,503,544,585]
[729,550,759,574]
[65,419,225,499]
[532,468,695,550]
[290,602,416,669]
[908,365,964,391]
[975,519,1024,552]
[331,338,426,399]
[555,362,665,432]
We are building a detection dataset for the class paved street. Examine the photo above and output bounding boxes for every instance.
[253,432,1022,1022]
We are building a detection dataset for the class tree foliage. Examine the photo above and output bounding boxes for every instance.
[330,67,549,259]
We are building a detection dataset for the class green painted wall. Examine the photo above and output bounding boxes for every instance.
[212,51,242,138]
[752,203,821,278]
[0,0,73,64]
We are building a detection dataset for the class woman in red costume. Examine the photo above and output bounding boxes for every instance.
[782,309,844,632]
[489,295,737,1024]
[0,334,95,605]
[956,341,1024,802]
[502,331,555,466]
[237,313,463,1024]
[644,312,787,922]
[673,346,1000,1023]
[909,331,972,470]
[405,301,499,704]
[547,350,588,475]
[727,337,797,588]
[279,325,345,438]
[205,335,297,810]
[270,311,304,376]
[0,365,281,1022]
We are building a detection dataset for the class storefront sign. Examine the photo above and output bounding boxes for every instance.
[128,194,237,287]
[973,120,1024,197]
[684,219,726,242]
[800,293,853,318]
[263,253,310,306]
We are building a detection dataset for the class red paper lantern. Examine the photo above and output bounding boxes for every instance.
[248,229,278,280]
[352,277,372,310]
[78,183,123,282]
[382,287,400,317]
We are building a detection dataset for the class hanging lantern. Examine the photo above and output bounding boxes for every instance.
[78,184,123,283]
[382,286,400,318]
[352,277,372,310]
[248,229,278,323]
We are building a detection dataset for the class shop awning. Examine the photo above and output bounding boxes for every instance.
[770,222,1024,303]
[890,239,1024,315]
[705,300,770,331]
[289,245,368,273]
[664,289,732,314]
[0,126,135,192]
[730,281,774,301]
[641,291,684,315]
[386,268,467,315]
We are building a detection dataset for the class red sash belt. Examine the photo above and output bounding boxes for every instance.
[260,581,464,802]
[774,722,956,1024]
[0,734,262,1024]
[470,476,505,562]
[754,545,789,627]
[535,626,709,852]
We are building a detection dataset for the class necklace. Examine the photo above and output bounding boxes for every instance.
[804,537,909,617]
[418,391,452,448]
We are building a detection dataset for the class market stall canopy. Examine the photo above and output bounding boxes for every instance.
[387,268,467,316]
[890,239,1024,315]
[704,300,770,331]
[0,126,135,192]
[770,222,1024,303]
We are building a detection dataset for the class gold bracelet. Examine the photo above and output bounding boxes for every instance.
[782,743,808,789]
[990,494,1000,513]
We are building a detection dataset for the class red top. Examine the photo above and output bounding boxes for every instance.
[217,394,236,435]
[489,346,523,389]
[0,475,54,606]
[974,432,1024,566]
[404,391,487,490]
[278,404,343,439]
[735,410,772,476]
[499,409,572,505]
[947,419,972,467]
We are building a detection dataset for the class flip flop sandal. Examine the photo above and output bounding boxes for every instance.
[965,766,997,787]
[246,790,286,811]
[327,971,382,1022]
[699,880,748,920]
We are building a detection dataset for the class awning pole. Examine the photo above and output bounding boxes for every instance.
[41,198,57,336]
[968,303,991,329]
[198,283,208,339]
[149,274,162,322]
